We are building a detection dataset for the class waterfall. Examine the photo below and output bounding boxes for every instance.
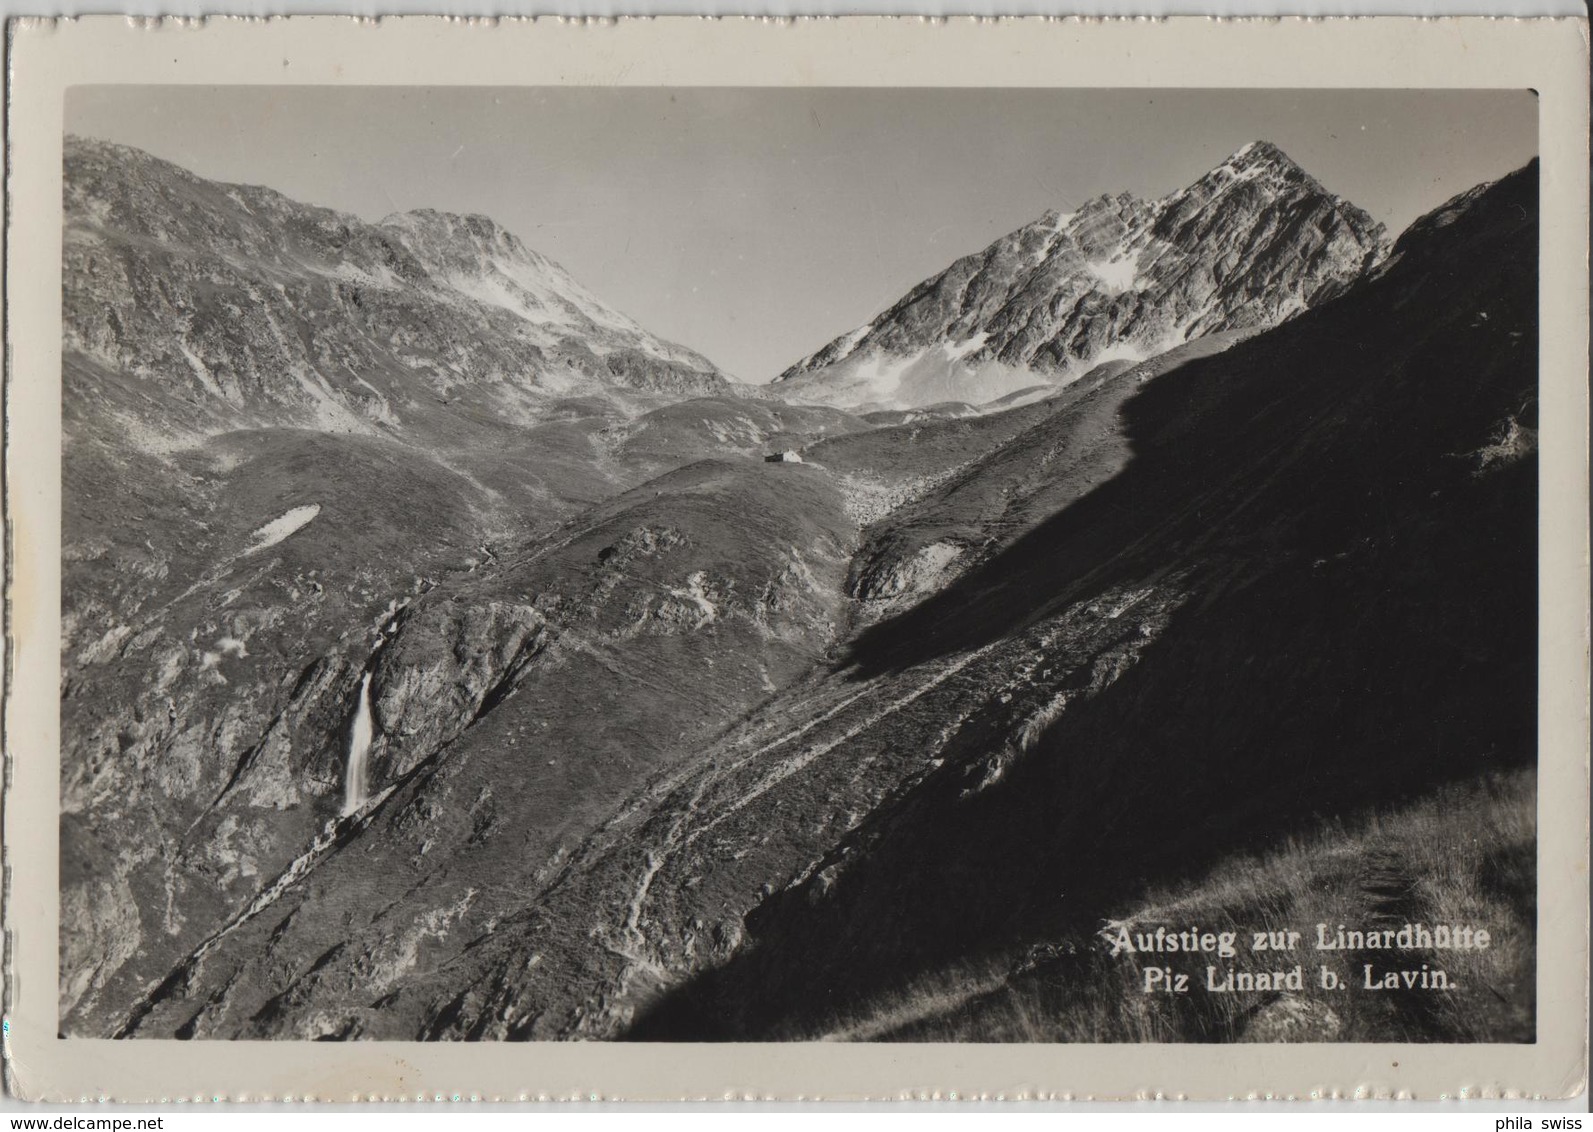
[339,672,375,817]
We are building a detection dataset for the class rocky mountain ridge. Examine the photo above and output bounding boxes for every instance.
[773,141,1389,410]
[64,135,738,454]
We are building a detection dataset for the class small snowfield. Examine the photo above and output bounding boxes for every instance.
[244,504,322,554]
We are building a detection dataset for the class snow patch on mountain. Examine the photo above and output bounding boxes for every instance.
[1086,257,1138,292]
[776,347,1055,414]
[244,505,322,554]
[177,342,228,401]
[1089,341,1150,367]
[380,209,710,372]
[942,333,991,362]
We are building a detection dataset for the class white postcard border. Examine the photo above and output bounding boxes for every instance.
[3,14,1587,1102]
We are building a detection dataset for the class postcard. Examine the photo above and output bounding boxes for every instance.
[3,14,1587,1102]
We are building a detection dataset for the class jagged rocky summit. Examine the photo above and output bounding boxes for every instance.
[772,141,1390,411]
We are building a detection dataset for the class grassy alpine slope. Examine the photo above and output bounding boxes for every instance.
[792,770,1535,1043]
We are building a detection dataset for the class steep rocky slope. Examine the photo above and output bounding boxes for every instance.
[91,158,1538,1043]
[59,140,863,1032]
[94,459,858,1039]
[621,159,1537,1042]
[773,142,1387,411]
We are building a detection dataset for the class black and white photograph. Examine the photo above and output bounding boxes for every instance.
[46,76,1552,1048]
[0,12,1583,1106]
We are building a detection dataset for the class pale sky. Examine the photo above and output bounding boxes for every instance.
[67,87,1537,381]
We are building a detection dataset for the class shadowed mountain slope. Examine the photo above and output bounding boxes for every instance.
[337,157,1531,1044]
[619,159,1538,1042]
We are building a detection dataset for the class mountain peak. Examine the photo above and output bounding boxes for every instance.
[379,207,538,266]
[1195,140,1387,251]
[1228,139,1296,168]
[62,137,737,434]
[1195,140,1316,191]
[773,142,1390,410]
[382,207,507,239]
